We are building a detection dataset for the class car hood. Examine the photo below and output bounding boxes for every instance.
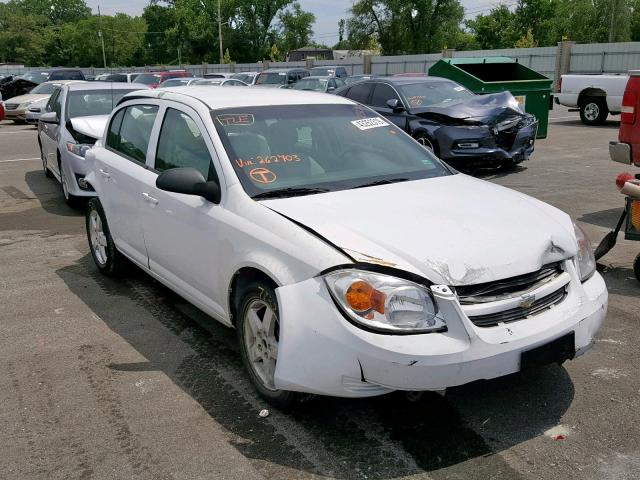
[6,93,49,105]
[263,174,577,285]
[70,115,109,140]
[410,91,529,126]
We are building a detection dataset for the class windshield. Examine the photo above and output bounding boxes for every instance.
[255,72,286,85]
[232,73,255,83]
[20,71,49,84]
[293,78,327,91]
[310,68,334,76]
[160,79,189,87]
[30,83,57,94]
[134,73,161,85]
[212,104,451,198]
[66,89,138,120]
[398,81,473,108]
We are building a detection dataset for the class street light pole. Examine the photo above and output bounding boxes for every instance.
[218,0,223,64]
[98,0,107,68]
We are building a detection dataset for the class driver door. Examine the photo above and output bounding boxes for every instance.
[369,83,408,131]
[141,103,227,319]
[40,87,62,176]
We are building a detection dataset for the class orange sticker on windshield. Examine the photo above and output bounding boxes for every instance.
[216,113,254,126]
[249,167,277,184]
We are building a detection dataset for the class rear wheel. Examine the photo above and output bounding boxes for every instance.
[237,281,299,408]
[86,198,125,276]
[579,97,608,125]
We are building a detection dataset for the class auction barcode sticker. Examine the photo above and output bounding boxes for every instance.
[351,117,389,130]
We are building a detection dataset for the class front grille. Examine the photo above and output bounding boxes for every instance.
[456,262,562,304]
[467,286,568,328]
[5,103,18,111]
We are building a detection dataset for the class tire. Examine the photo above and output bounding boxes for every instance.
[237,281,299,408]
[634,253,640,283]
[86,198,125,276]
[58,156,79,207]
[413,131,439,156]
[39,141,53,178]
[579,97,608,125]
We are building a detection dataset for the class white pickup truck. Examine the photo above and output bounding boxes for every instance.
[555,74,628,125]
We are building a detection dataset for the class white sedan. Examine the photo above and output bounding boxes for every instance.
[84,87,608,406]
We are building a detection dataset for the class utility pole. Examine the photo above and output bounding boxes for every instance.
[97,0,107,68]
[218,0,223,64]
[609,0,621,42]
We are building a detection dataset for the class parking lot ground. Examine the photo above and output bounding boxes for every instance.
[0,107,639,480]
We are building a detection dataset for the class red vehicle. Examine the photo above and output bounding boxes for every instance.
[595,70,640,280]
[132,70,194,89]
[0,99,4,122]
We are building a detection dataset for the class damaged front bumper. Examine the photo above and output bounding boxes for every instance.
[274,262,607,398]
[436,118,537,167]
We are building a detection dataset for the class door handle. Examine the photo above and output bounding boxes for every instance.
[98,168,111,179]
[142,192,159,205]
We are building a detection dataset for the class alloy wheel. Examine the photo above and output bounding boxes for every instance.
[584,102,600,122]
[89,210,108,266]
[243,298,279,391]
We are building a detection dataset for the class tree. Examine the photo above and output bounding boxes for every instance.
[276,2,315,56]
[465,5,517,49]
[269,43,282,61]
[223,47,231,63]
[348,0,468,54]
[514,27,537,47]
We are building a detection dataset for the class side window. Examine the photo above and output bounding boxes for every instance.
[346,82,373,104]
[109,105,159,163]
[46,88,60,113]
[155,108,216,181]
[371,84,401,108]
[337,67,347,78]
[334,78,346,88]
[106,108,126,150]
[50,88,63,117]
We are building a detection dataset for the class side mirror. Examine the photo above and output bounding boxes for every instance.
[156,167,221,204]
[386,99,404,112]
[40,111,59,124]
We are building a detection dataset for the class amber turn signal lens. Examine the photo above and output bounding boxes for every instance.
[631,200,640,231]
[345,280,386,315]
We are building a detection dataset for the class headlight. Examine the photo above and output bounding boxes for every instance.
[19,101,32,109]
[323,269,445,333]
[66,142,92,158]
[574,224,596,282]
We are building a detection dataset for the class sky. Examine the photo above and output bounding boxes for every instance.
[80,0,498,42]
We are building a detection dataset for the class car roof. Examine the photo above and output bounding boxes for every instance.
[66,82,150,91]
[366,76,454,85]
[123,86,354,109]
[261,68,307,73]
[44,80,85,85]
[301,76,331,80]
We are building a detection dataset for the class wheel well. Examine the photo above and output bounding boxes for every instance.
[228,267,279,326]
[578,88,606,105]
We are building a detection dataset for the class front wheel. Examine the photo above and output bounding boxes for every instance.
[579,97,608,125]
[59,157,79,207]
[86,198,125,276]
[413,132,438,155]
[237,282,299,408]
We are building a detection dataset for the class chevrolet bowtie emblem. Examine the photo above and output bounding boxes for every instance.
[519,294,535,309]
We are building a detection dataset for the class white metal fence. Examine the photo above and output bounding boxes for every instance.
[3,41,640,85]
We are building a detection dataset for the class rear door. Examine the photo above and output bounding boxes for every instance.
[94,102,160,267]
[141,103,227,318]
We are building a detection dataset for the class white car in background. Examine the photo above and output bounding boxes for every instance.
[556,74,628,125]
[25,96,50,124]
[38,82,148,205]
[190,78,248,87]
[84,87,607,407]
[231,71,259,85]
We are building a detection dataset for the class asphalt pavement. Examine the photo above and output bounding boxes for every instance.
[0,106,638,480]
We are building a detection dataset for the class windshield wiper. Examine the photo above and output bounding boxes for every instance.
[252,187,329,200]
[353,178,410,189]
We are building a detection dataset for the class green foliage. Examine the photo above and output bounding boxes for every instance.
[270,43,282,62]
[276,2,315,56]
[223,47,231,63]
[514,28,538,48]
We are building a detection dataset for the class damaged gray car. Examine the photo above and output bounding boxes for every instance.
[336,77,537,169]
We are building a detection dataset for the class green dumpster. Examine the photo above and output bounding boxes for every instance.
[429,57,553,138]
